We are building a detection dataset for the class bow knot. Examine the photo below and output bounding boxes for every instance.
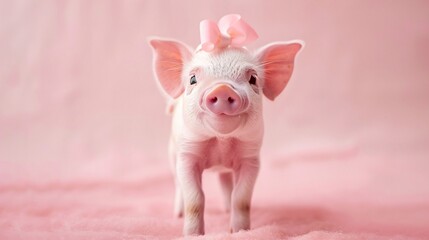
[199,14,259,52]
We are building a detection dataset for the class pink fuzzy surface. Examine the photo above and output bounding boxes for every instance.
[1,1,429,239]
[1,149,429,240]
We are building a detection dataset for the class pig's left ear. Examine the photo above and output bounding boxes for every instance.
[148,38,193,99]
[255,41,304,101]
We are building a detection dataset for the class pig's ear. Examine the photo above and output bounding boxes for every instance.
[255,41,304,101]
[148,38,193,98]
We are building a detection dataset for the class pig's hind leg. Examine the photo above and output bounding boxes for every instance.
[174,176,184,217]
[219,172,233,212]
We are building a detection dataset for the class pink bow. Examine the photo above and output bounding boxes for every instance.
[199,14,259,52]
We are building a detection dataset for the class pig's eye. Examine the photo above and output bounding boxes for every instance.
[249,75,257,85]
[190,75,197,85]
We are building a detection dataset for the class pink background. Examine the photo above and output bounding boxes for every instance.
[1,1,429,239]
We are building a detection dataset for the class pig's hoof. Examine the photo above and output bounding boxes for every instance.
[230,222,250,233]
[184,228,204,236]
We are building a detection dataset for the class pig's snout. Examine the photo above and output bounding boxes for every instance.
[204,84,243,116]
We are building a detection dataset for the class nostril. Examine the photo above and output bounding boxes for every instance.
[227,97,235,104]
[205,85,242,115]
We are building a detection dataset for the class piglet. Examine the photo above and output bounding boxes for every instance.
[149,14,303,235]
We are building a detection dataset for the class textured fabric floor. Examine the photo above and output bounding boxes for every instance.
[1,148,429,240]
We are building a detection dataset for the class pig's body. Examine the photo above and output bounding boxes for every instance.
[167,49,264,235]
[150,36,303,235]
[169,96,264,171]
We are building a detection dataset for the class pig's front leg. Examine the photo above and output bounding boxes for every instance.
[230,158,259,232]
[176,154,205,235]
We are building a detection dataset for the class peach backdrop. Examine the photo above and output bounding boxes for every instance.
[1,1,429,239]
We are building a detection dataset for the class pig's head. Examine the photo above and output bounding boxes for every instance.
[149,39,303,137]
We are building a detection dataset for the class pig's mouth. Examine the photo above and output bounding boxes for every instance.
[203,113,246,135]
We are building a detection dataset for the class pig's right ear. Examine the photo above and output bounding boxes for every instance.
[148,38,193,99]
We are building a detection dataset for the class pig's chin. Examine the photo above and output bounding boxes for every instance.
[204,114,244,135]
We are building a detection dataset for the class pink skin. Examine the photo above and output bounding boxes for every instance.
[149,38,303,236]
[204,84,243,116]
